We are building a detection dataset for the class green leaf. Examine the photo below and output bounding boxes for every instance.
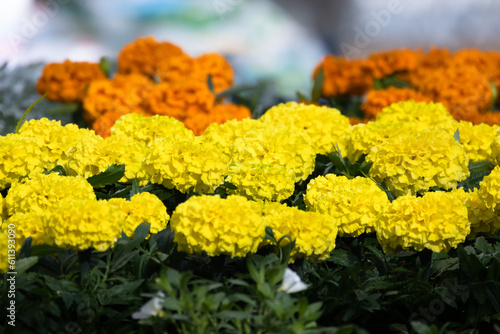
[453,129,460,143]
[15,256,38,274]
[491,81,498,110]
[19,236,32,258]
[207,74,215,94]
[129,179,142,198]
[100,56,111,77]
[47,103,80,115]
[468,161,492,174]
[15,93,47,133]
[223,181,238,190]
[86,164,125,186]
[45,165,66,176]
[30,244,62,257]
[217,311,252,320]
[134,222,151,241]
[296,91,309,102]
[312,68,324,102]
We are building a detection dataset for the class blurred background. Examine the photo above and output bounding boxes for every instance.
[1,0,499,133]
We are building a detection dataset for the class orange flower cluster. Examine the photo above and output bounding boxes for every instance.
[36,60,106,103]
[314,48,500,125]
[38,37,247,137]
[361,87,431,120]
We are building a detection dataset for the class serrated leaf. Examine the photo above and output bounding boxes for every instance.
[129,179,142,198]
[134,222,151,241]
[468,161,492,174]
[86,164,125,186]
[14,256,38,274]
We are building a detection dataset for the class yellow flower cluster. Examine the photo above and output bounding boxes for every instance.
[451,188,500,239]
[262,202,337,263]
[304,174,389,237]
[42,200,123,252]
[457,121,498,162]
[490,128,500,166]
[260,102,352,156]
[5,173,96,216]
[367,128,470,196]
[376,192,470,253]
[3,212,47,249]
[109,192,169,238]
[230,124,316,183]
[143,136,228,194]
[0,134,44,190]
[346,121,425,163]
[111,113,193,146]
[202,119,266,157]
[225,163,296,202]
[0,232,13,273]
[477,166,500,214]
[375,100,458,132]
[170,195,265,258]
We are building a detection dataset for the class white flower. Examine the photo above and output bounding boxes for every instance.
[279,268,308,293]
[131,291,165,320]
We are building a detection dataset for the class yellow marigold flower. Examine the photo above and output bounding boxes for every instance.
[457,121,498,162]
[109,192,169,238]
[117,36,184,77]
[490,128,500,166]
[183,103,252,136]
[36,60,106,103]
[143,137,228,194]
[477,166,500,216]
[2,212,46,249]
[346,121,427,163]
[367,49,422,79]
[451,188,500,239]
[145,81,215,121]
[305,174,389,237]
[0,134,45,190]
[111,113,193,146]
[231,124,316,183]
[202,119,266,157]
[100,135,149,185]
[225,163,296,202]
[0,231,15,273]
[0,193,5,220]
[376,100,458,132]
[42,199,123,252]
[367,129,470,196]
[170,195,265,258]
[260,102,351,156]
[313,56,373,96]
[361,87,431,121]
[83,73,154,123]
[262,202,337,263]
[414,65,492,121]
[376,192,470,253]
[5,173,96,216]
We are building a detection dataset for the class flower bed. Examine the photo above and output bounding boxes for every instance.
[1,40,500,333]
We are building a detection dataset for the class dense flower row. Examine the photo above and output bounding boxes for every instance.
[36,37,251,137]
[2,98,500,273]
[315,48,500,125]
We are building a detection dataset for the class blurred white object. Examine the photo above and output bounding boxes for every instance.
[279,268,308,294]
[131,291,165,320]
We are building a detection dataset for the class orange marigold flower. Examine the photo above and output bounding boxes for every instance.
[368,49,422,79]
[145,81,215,121]
[313,56,373,97]
[415,65,493,121]
[349,117,366,125]
[83,73,154,123]
[361,87,431,120]
[469,111,500,126]
[36,60,106,103]
[450,49,496,81]
[195,53,234,93]
[183,104,251,135]
[403,48,452,85]
[157,53,233,93]
[117,36,184,77]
